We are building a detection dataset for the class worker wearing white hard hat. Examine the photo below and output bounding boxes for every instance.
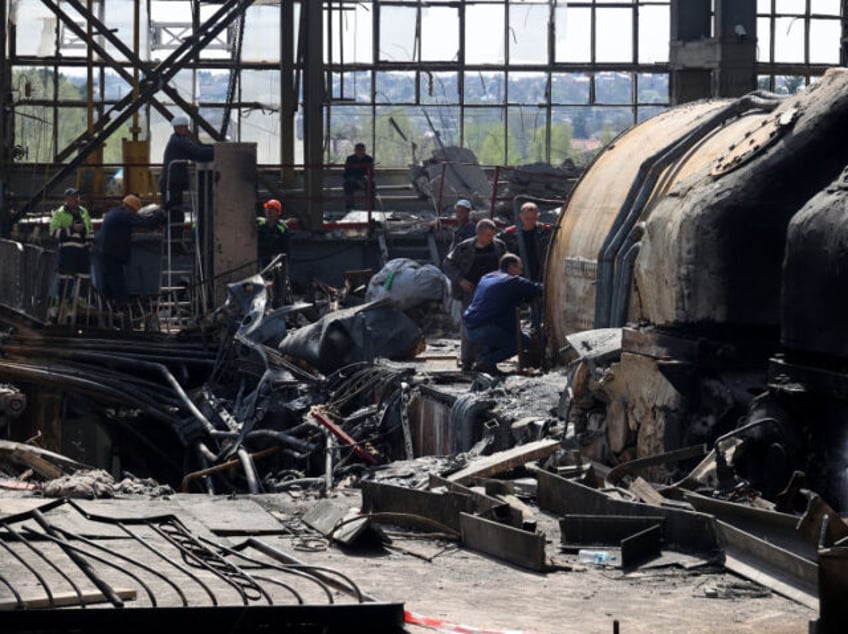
[158,113,215,228]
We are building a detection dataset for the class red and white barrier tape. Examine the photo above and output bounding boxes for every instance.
[405,610,547,634]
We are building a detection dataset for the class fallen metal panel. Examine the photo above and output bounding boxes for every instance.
[559,515,665,548]
[459,512,547,571]
[718,520,818,610]
[621,524,662,569]
[301,499,370,545]
[534,467,718,553]
[0,604,406,634]
[683,491,817,560]
[446,439,560,484]
[361,480,472,532]
[429,474,523,528]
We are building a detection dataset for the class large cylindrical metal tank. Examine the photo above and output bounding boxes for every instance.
[545,68,848,358]
[781,165,848,357]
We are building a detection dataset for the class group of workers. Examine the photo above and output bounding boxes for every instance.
[443,200,552,374]
[49,116,546,368]
[49,188,167,321]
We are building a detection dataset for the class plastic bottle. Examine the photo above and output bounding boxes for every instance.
[577,549,615,565]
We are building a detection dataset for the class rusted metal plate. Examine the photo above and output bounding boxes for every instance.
[429,474,523,528]
[534,467,717,553]
[718,520,817,610]
[361,480,472,532]
[621,524,662,569]
[559,515,665,549]
[711,108,800,178]
[459,512,547,571]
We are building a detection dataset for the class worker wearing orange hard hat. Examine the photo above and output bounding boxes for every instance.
[257,199,290,269]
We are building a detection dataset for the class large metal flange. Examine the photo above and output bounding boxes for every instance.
[711,107,800,178]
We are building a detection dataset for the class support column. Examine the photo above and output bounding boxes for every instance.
[669,0,756,103]
[302,1,324,229]
[714,0,757,97]
[280,0,295,189]
[669,0,712,104]
[0,0,12,236]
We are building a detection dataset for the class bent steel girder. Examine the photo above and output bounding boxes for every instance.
[15,0,256,221]
[46,0,222,163]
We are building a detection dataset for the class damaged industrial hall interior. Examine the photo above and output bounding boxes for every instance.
[2,0,848,632]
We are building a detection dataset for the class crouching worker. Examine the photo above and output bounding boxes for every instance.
[462,253,542,375]
[96,195,166,318]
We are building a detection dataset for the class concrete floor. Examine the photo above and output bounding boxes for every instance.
[0,490,814,633]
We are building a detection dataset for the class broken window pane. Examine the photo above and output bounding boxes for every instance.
[509,3,549,64]
[332,71,372,104]
[420,105,461,150]
[775,0,807,13]
[419,72,459,105]
[757,17,772,62]
[378,5,416,62]
[464,71,505,105]
[465,4,505,65]
[327,3,373,64]
[809,0,841,14]
[464,107,506,165]
[554,6,591,63]
[375,71,416,105]
[637,73,668,105]
[774,16,805,63]
[637,105,666,124]
[243,6,281,63]
[639,5,669,64]
[240,108,282,163]
[596,8,634,63]
[551,73,591,105]
[508,106,548,164]
[551,107,600,166]
[809,19,840,64]
[376,106,426,166]
[327,105,374,165]
[421,6,459,62]
[596,72,632,105]
[774,75,807,95]
[508,72,547,106]
[102,0,150,60]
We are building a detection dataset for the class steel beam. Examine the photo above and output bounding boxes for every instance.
[533,466,718,554]
[302,0,324,229]
[16,0,256,221]
[459,512,547,572]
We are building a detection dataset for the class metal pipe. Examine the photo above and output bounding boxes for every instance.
[237,446,260,494]
[180,445,280,493]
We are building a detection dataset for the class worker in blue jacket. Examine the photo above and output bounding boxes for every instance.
[159,114,215,225]
[96,195,165,309]
[463,253,542,374]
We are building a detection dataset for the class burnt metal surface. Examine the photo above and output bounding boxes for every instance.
[458,512,547,572]
[0,497,403,632]
[534,467,718,554]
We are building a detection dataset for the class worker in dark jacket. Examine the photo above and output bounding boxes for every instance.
[498,201,552,283]
[158,114,215,224]
[463,253,543,374]
[96,195,165,308]
[343,143,376,211]
[257,199,290,268]
[442,218,506,370]
[449,199,476,250]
